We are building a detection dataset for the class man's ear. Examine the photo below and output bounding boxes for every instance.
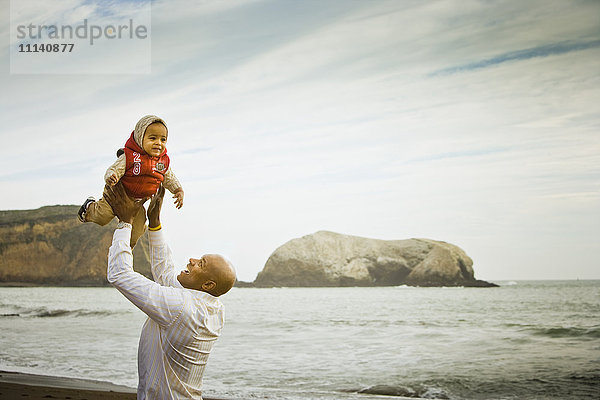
[201,280,216,292]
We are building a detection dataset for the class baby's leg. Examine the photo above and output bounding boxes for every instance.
[85,197,115,226]
[130,206,147,248]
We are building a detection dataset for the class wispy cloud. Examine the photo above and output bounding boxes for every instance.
[408,147,511,163]
[430,39,600,76]
[171,146,214,156]
[0,155,114,182]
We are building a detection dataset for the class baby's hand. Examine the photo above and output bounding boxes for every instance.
[107,174,119,186]
[173,189,184,209]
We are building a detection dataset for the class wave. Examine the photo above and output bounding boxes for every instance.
[0,307,122,318]
[393,285,412,289]
[343,371,600,400]
[342,384,449,399]
[504,322,600,339]
[533,326,600,339]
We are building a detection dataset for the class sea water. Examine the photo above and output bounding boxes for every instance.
[0,281,598,399]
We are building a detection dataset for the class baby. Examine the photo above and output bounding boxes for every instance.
[78,115,184,247]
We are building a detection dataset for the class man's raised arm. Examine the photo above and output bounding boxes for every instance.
[146,185,180,287]
[104,183,184,326]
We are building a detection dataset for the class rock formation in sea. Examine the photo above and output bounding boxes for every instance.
[0,205,152,285]
[253,231,496,287]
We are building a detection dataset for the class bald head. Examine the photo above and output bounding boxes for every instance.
[206,255,236,297]
[177,254,236,297]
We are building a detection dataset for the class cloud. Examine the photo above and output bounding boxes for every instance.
[172,146,214,156]
[408,147,512,163]
[0,156,110,182]
[2,0,599,280]
[430,39,600,76]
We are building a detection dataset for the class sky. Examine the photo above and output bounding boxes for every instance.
[1,0,599,282]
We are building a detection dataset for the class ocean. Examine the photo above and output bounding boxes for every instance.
[0,281,598,400]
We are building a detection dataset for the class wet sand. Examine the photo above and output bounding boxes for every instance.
[0,371,223,400]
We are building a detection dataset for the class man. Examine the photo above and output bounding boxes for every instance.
[104,183,236,400]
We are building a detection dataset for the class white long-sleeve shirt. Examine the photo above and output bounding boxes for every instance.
[107,225,224,400]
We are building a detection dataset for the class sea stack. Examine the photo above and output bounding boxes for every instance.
[254,231,496,287]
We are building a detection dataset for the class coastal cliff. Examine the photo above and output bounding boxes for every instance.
[0,205,152,285]
[254,231,496,287]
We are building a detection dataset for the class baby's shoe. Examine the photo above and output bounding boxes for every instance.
[77,197,96,222]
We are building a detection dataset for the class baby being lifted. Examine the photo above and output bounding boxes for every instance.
[78,115,184,247]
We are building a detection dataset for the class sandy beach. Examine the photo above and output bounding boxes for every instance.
[0,371,134,399]
[0,371,136,400]
[0,371,224,400]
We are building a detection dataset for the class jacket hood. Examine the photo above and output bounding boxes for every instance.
[125,132,167,158]
[133,115,168,149]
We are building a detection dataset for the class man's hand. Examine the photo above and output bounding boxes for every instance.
[173,189,184,209]
[104,182,147,224]
[147,185,165,229]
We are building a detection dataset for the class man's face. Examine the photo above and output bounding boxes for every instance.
[142,122,167,156]
[178,255,217,291]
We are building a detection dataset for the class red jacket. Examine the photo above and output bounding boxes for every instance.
[120,132,170,198]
